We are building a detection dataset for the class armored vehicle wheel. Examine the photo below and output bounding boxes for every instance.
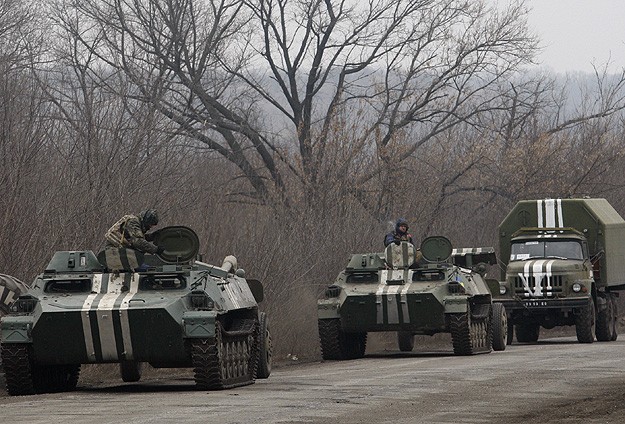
[318,319,367,360]
[256,312,272,379]
[449,304,492,355]
[1,343,36,395]
[38,364,81,393]
[596,293,615,341]
[515,322,539,343]
[397,331,414,352]
[575,297,595,343]
[192,320,257,390]
[491,303,507,351]
[120,360,142,382]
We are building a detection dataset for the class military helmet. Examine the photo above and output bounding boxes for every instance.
[139,209,159,228]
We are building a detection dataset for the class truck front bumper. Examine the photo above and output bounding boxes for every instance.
[495,297,589,311]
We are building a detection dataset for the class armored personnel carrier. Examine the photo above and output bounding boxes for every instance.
[317,237,506,358]
[0,226,271,395]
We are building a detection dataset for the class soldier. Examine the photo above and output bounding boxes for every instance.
[105,209,164,254]
[384,218,414,247]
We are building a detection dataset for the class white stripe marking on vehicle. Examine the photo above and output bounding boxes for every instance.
[545,260,554,297]
[556,199,564,227]
[81,274,102,362]
[119,274,139,360]
[545,199,556,227]
[400,280,411,323]
[537,200,544,227]
[386,285,401,324]
[376,275,387,324]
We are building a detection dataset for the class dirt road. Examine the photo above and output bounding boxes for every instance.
[1,337,625,423]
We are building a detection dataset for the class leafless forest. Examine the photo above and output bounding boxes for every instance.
[2,0,625,359]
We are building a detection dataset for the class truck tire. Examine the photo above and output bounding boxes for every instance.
[575,297,595,343]
[491,303,507,351]
[506,321,514,345]
[611,295,618,341]
[397,331,414,352]
[515,322,539,343]
[596,293,615,342]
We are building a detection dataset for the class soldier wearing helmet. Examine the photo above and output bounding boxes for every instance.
[384,218,414,247]
[105,209,164,254]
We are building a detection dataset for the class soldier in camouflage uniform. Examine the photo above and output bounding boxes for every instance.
[105,209,163,254]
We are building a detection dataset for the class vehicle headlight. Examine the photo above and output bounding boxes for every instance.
[572,283,582,293]
[499,285,507,295]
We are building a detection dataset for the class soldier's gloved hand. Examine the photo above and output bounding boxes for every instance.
[156,246,165,255]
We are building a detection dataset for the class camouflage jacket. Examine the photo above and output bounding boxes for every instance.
[105,214,159,254]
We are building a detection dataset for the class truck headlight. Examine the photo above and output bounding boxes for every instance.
[572,283,582,293]
[499,285,507,295]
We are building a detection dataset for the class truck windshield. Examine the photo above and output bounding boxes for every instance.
[510,240,583,261]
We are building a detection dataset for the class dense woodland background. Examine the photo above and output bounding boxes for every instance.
[2,0,625,360]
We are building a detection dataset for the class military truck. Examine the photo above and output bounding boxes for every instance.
[496,198,625,343]
[317,237,507,358]
[0,226,271,395]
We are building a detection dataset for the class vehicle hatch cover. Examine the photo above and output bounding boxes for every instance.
[421,236,453,263]
[150,226,199,263]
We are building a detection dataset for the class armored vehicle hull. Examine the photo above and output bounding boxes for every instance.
[0,226,271,395]
[318,237,506,359]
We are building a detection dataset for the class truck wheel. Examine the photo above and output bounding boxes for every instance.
[491,303,507,351]
[506,321,514,345]
[515,322,539,343]
[596,293,614,342]
[575,297,595,343]
[397,331,414,352]
[610,295,618,341]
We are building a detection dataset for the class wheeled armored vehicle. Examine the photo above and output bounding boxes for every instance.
[317,237,507,358]
[1,226,272,395]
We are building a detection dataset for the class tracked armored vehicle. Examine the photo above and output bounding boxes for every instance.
[317,237,506,358]
[0,226,271,395]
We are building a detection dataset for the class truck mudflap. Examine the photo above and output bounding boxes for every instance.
[496,297,589,311]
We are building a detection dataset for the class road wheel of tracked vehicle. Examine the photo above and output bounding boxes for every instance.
[515,322,540,343]
[491,303,507,351]
[1,343,36,395]
[38,364,81,393]
[449,304,492,355]
[120,360,142,382]
[192,320,257,390]
[256,312,272,379]
[397,331,414,352]
[318,319,367,360]
[575,297,596,343]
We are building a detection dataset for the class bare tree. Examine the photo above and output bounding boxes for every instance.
[53,0,541,210]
